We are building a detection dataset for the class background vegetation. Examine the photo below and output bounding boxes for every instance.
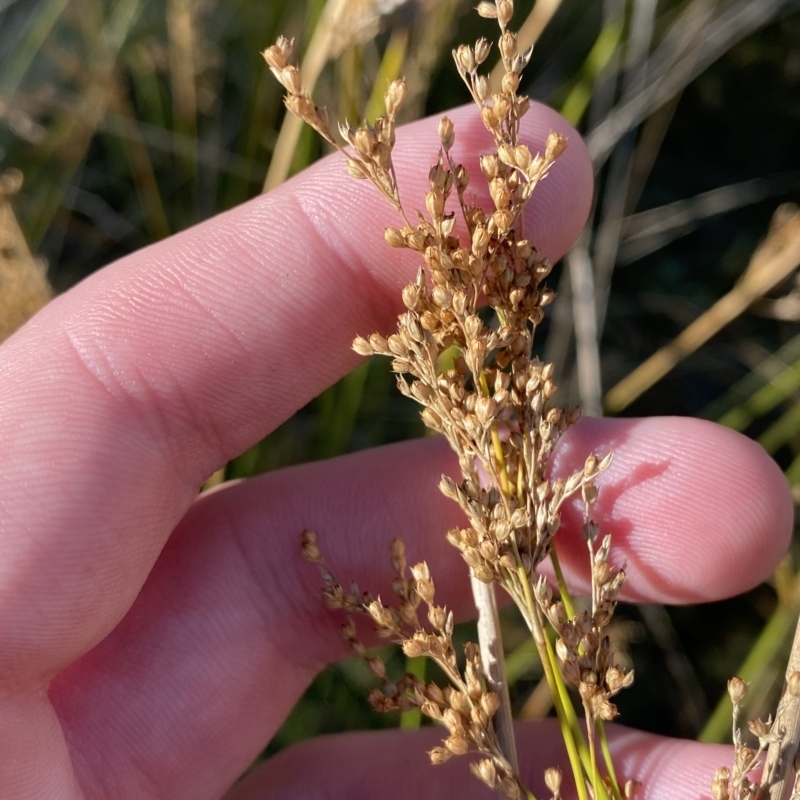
[2,0,800,776]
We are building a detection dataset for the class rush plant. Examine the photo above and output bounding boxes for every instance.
[263,3,633,799]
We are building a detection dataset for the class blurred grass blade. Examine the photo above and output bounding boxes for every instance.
[701,333,800,424]
[757,402,800,456]
[560,17,624,126]
[714,354,800,433]
[25,0,145,247]
[109,93,172,241]
[593,0,657,341]
[605,205,800,415]
[700,603,796,743]
[568,239,602,416]
[619,170,800,265]
[587,0,790,166]
[0,0,71,97]
[700,561,800,744]
[167,0,200,217]
[364,26,409,122]
[0,170,51,342]
[399,655,426,729]
[314,360,371,459]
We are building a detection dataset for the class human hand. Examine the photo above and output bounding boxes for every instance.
[0,102,792,800]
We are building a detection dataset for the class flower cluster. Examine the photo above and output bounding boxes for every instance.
[269,2,633,798]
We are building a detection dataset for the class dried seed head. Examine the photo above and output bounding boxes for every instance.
[475,75,492,103]
[711,776,730,800]
[384,227,406,248]
[352,335,373,357]
[454,44,476,74]
[728,676,748,705]
[746,717,772,741]
[474,37,492,65]
[275,5,621,796]
[545,131,568,161]
[473,758,497,787]
[444,735,470,755]
[385,78,407,118]
[499,31,517,61]
[429,746,452,765]
[438,116,455,151]
[300,529,321,562]
[497,0,514,27]
[544,766,562,795]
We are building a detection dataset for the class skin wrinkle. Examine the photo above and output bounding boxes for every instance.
[228,187,398,419]
[61,327,179,455]
[284,180,411,339]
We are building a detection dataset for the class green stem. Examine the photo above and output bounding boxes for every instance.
[534,618,589,800]
[400,656,427,729]
[598,720,623,800]
[550,545,576,620]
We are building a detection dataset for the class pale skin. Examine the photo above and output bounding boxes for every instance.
[0,102,793,800]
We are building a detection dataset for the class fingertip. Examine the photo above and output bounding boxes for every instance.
[553,417,793,603]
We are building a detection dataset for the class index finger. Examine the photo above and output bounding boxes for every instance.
[0,102,593,680]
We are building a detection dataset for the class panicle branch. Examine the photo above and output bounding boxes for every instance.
[272,3,632,798]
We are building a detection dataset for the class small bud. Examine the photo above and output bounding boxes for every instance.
[499,31,517,61]
[544,767,562,795]
[384,227,405,248]
[727,676,748,705]
[474,74,491,103]
[367,657,386,678]
[280,65,303,94]
[426,190,445,220]
[747,717,772,740]
[578,460,600,489]
[475,1,498,18]
[501,70,520,94]
[385,78,407,117]
[438,116,455,150]
[545,131,568,161]
[345,159,367,179]
[387,334,408,358]
[474,37,492,64]
[472,759,497,787]
[497,0,513,26]
[472,225,490,257]
[480,692,500,717]
[402,639,423,658]
[480,153,499,179]
[352,336,373,356]
[790,671,800,696]
[444,735,470,755]
[353,127,376,159]
[455,44,476,74]
[428,746,452,765]
[711,777,729,800]
[300,529,321,562]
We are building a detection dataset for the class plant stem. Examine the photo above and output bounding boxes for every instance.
[471,575,518,773]
[759,613,800,800]
[598,720,623,800]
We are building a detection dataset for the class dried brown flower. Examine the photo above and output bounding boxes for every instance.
[271,3,632,799]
